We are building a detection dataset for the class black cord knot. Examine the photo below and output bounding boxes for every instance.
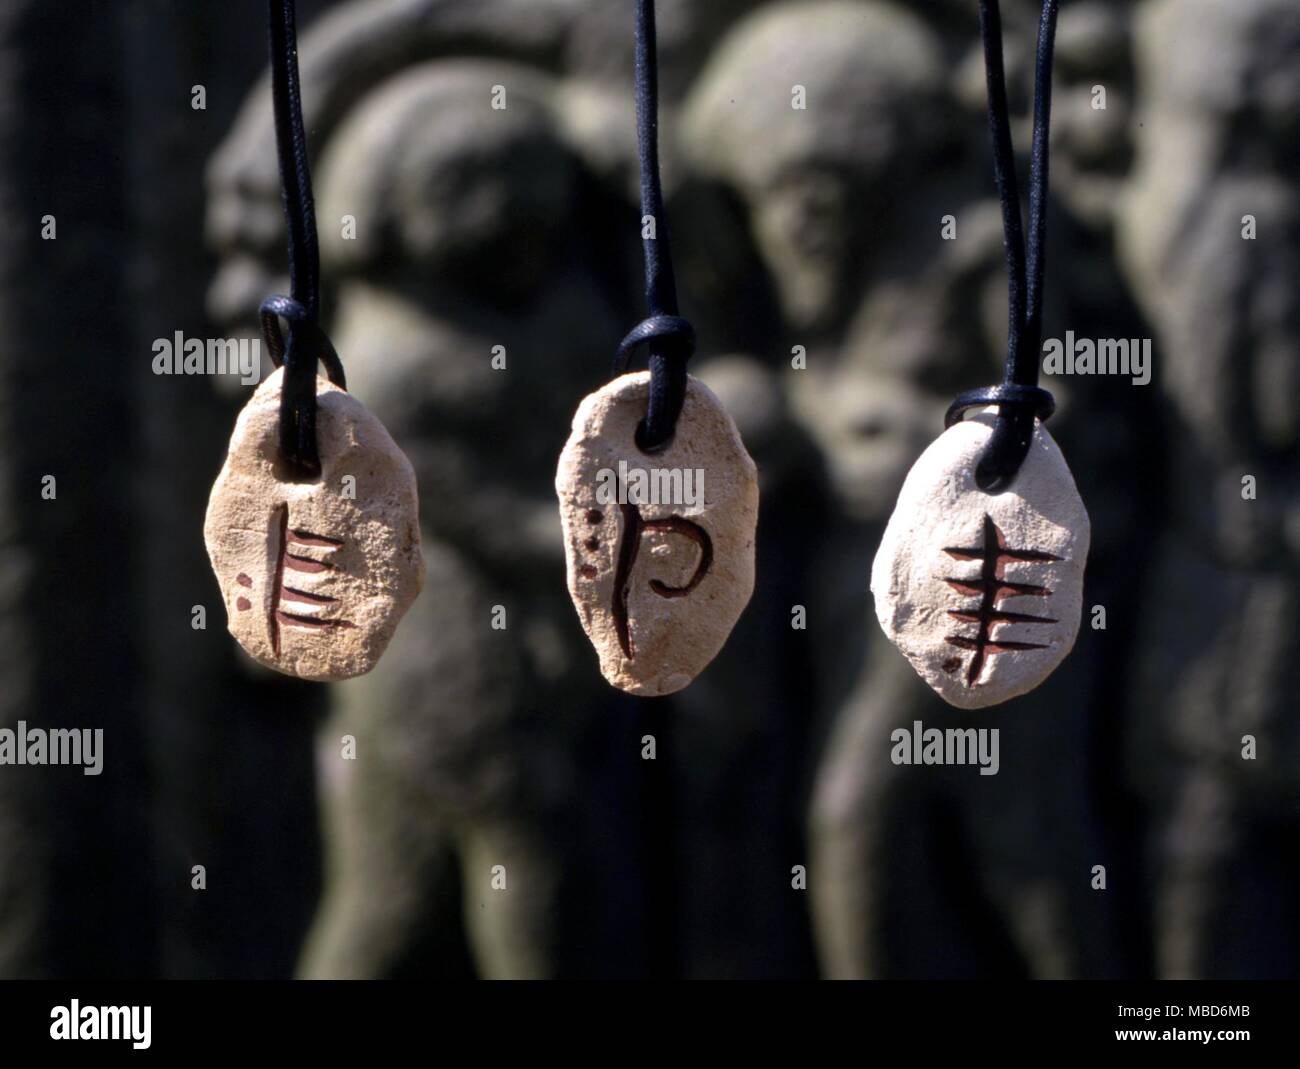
[945,383,1055,494]
[259,294,347,481]
[612,314,695,453]
[945,383,1054,428]
[259,295,346,387]
[951,0,1060,495]
[612,314,695,375]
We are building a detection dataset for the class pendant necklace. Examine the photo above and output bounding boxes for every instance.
[204,0,424,681]
[872,0,1089,708]
[555,0,759,697]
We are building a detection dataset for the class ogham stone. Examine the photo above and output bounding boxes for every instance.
[556,372,759,696]
[204,368,425,681]
[871,408,1090,709]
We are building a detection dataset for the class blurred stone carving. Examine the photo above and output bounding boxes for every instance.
[680,0,1152,977]
[1117,0,1300,979]
[182,0,1300,980]
[208,0,822,979]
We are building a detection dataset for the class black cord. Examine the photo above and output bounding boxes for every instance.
[948,0,1059,492]
[611,0,694,453]
[262,0,345,481]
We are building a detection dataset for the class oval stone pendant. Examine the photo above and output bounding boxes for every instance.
[204,367,424,681]
[871,409,1089,708]
[556,372,759,696]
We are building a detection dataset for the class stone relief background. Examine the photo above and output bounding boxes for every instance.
[0,0,1295,978]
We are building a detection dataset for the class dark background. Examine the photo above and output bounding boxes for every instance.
[0,0,1296,979]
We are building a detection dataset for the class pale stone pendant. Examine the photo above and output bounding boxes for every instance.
[204,367,425,681]
[871,408,1090,709]
[556,372,759,696]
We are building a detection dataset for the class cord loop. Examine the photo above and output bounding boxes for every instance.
[613,314,695,375]
[616,0,691,452]
[945,384,1055,429]
[264,0,344,480]
[613,314,695,452]
[958,0,1060,493]
[260,295,347,388]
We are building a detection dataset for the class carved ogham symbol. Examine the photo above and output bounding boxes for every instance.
[556,372,758,696]
[205,369,432,683]
[871,411,1089,707]
[941,514,1062,686]
[205,1,424,683]
[610,504,712,659]
[266,505,355,656]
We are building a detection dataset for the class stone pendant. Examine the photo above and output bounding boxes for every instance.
[204,367,425,681]
[871,408,1090,708]
[556,372,759,696]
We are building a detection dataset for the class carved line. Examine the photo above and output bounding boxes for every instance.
[281,586,337,606]
[285,554,333,573]
[611,504,713,661]
[941,514,1061,686]
[613,504,642,660]
[288,529,344,548]
[270,507,288,657]
[269,506,352,654]
[275,610,355,631]
[642,517,712,598]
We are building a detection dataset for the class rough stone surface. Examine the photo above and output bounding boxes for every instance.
[556,372,758,696]
[204,368,424,681]
[1114,0,1300,979]
[683,0,947,332]
[871,409,1090,708]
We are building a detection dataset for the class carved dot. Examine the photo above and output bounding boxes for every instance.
[584,536,600,551]
[236,573,253,588]
[586,509,603,524]
[942,657,962,674]
[236,596,252,611]
[578,564,598,579]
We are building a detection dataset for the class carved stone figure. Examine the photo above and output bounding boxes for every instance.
[684,0,1149,977]
[1117,0,1300,979]
[173,0,1296,980]
[208,0,816,978]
